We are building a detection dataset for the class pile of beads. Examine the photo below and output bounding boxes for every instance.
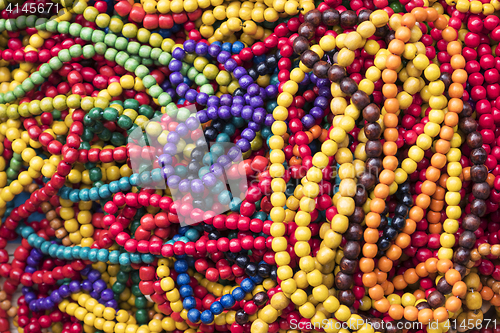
[1,0,500,333]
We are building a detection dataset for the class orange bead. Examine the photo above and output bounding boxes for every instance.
[386,54,402,70]
[431,153,447,168]
[319,129,328,142]
[450,54,465,70]
[490,294,500,307]
[448,98,463,113]
[363,228,379,244]
[402,219,416,234]
[418,308,434,324]
[439,126,454,141]
[426,8,439,22]
[359,258,375,273]
[480,286,494,301]
[370,198,385,214]
[434,15,448,30]
[448,83,464,99]
[386,245,402,261]
[363,243,378,258]
[487,173,495,187]
[433,186,445,200]
[310,125,322,139]
[404,306,418,321]
[401,13,416,28]
[452,281,467,297]
[395,27,411,42]
[382,83,398,98]
[382,69,397,83]
[429,199,444,212]
[415,263,429,277]
[369,285,385,301]
[365,212,381,228]
[421,180,437,196]
[411,8,427,22]
[415,193,431,209]
[409,206,424,222]
[395,233,411,249]
[384,128,399,141]
[426,166,441,183]
[392,275,408,290]
[362,272,377,287]
[384,98,399,113]
[403,268,419,284]
[378,256,393,273]
[382,155,398,170]
[389,304,404,320]
[428,222,442,234]
[435,139,451,154]
[433,307,448,322]
[445,269,461,285]
[437,259,453,274]
[447,41,462,55]
[384,281,394,295]
[442,27,457,42]
[425,258,438,273]
[451,69,468,84]
[375,269,387,284]
[374,183,390,199]
[414,289,425,300]
[384,113,399,128]
[445,297,462,312]
[462,167,471,181]
[388,39,405,55]
[374,298,390,313]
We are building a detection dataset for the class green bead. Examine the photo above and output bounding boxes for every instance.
[115,37,128,50]
[57,21,70,34]
[15,16,27,29]
[45,20,58,32]
[53,110,62,119]
[10,159,22,171]
[131,271,141,284]
[0,20,6,31]
[81,128,93,141]
[94,42,107,55]
[200,83,214,95]
[158,52,172,66]
[69,44,82,58]
[104,48,117,61]
[127,41,140,54]
[142,75,156,89]
[104,33,117,47]
[187,67,199,81]
[91,30,105,43]
[34,18,47,30]
[149,85,162,99]
[180,62,190,76]
[139,45,151,58]
[158,93,172,106]
[31,72,44,85]
[6,168,17,179]
[142,58,153,66]
[134,65,149,79]
[111,281,125,294]
[115,51,129,67]
[195,74,208,86]
[166,103,178,118]
[69,23,82,37]
[25,15,36,28]
[99,128,111,141]
[135,309,148,325]
[151,48,162,60]
[5,19,16,31]
[124,99,139,110]
[49,58,63,71]
[177,108,191,122]
[80,27,93,41]
[110,132,126,146]
[135,296,147,309]
[89,168,102,182]
[82,45,96,59]
[110,100,123,107]
[117,115,133,130]
[116,271,128,283]
[103,107,118,121]
[13,86,25,98]
[124,58,139,72]
[0,95,5,105]
[39,64,52,78]
[139,105,154,118]
[58,49,71,62]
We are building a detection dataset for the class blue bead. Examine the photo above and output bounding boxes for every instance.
[80,247,90,260]
[220,294,235,308]
[251,275,263,284]
[69,189,80,202]
[130,253,141,264]
[185,229,199,241]
[232,41,244,54]
[88,249,98,262]
[34,236,44,248]
[222,42,232,52]
[89,188,100,201]
[109,251,120,264]
[151,169,163,184]
[179,285,193,298]
[200,310,214,324]
[210,301,223,315]
[178,236,189,243]
[64,248,73,260]
[119,177,131,191]
[72,246,81,259]
[182,296,196,310]
[97,249,109,262]
[178,226,189,235]
[40,241,51,254]
[177,273,190,285]
[21,226,34,238]
[172,234,181,242]
[119,253,131,266]
[79,188,90,201]
[60,187,71,200]
[129,174,139,186]
[232,287,245,301]
[48,244,58,257]
[109,181,120,193]
[141,254,154,263]
[27,234,37,246]
[187,309,200,323]
[98,185,111,199]
[240,278,254,293]
[56,247,65,259]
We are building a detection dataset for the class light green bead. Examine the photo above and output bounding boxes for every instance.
[34,18,47,30]
[124,58,139,72]
[45,20,58,32]
[31,72,44,85]
[5,19,16,31]
[57,21,70,34]
[149,86,162,99]
[134,65,149,79]
[69,44,83,58]
[58,49,71,62]
[151,48,162,60]
[39,64,52,78]
[104,48,117,62]
[91,30,105,43]
[69,23,82,37]
[104,33,117,47]
[94,42,107,55]
[49,58,63,71]
[158,93,172,106]
[21,78,35,92]
[139,45,152,58]
[115,51,129,66]
[126,42,140,54]
[15,16,26,29]
[142,75,156,89]
[82,45,96,59]
[115,37,128,50]
[142,58,153,66]
[80,27,93,41]
[13,86,25,98]
[158,52,172,66]
[0,20,5,31]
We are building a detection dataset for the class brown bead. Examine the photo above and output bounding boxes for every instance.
[153,314,163,320]
[28,184,38,193]
[415,301,431,311]
[343,241,361,259]
[253,292,269,306]
[384,30,396,44]
[458,231,476,249]
[298,22,316,40]
[300,50,320,68]
[461,102,473,117]
[351,90,370,110]
[353,186,367,206]
[313,61,330,79]
[339,77,358,95]
[0,291,7,302]
[338,290,355,306]
[493,282,500,294]
[340,257,358,274]
[7,307,16,317]
[454,247,471,265]
[335,271,353,290]
[459,117,478,134]
[385,322,402,333]
[467,131,483,149]
[427,290,445,308]
[470,165,488,182]
[462,214,481,231]
[46,210,57,221]
[349,207,365,224]
[358,172,376,190]
[40,202,52,213]
[470,248,481,262]
[362,104,381,123]
[365,157,382,174]
[322,8,339,26]
[328,64,346,82]
[292,36,309,55]
[304,9,322,25]
[340,10,357,27]
[470,199,487,217]
[365,141,383,158]
[358,9,372,23]
[436,277,453,294]
[345,223,363,241]
[364,123,382,140]
[472,182,490,200]
[439,72,452,90]
[50,218,63,229]
[55,228,68,239]
[470,147,487,165]
[369,318,386,333]
[0,300,10,311]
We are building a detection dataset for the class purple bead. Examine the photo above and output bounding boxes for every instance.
[310,73,318,84]
[248,121,260,132]
[26,256,38,266]
[195,42,208,56]
[81,280,93,291]
[106,299,118,309]
[210,163,224,177]
[233,67,247,79]
[265,113,274,126]
[301,74,310,85]
[302,114,315,128]
[250,96,263,108]
[93,280,107,293]
[233,96,245,105]
[172,47,185,60]
[185,116,200,130]
[220,94,232,106]
[101,289,114,301]
[29,301,37,312]
[31,248,43,260]
[81,265,91,276]
[252,108,266,123]
[59,285,70,298]
[25,266,36,274]
[162,165,175,179]
[319,87,331,98]
[310,107,324,119]
[178,179,191,193]
[265,85,278,98]
[217,154,231,167]
[160,80,171,91]
[241,128,256,141]
[90,291,100,299]
[317,78,329,87]
[176,123,189,137]
[167,132,180,144]
[244,94,251,105]
[217,51,231,64]
[44,299,54,309]
[202,172,217,187]
[315,96,328,109]
[197,110,209,123]
[184,40,196,53]
[50,290,62,303]
[176,83,189,97]
[163,143,177,155]
[227,146,241,161]
[241,106,253,120]
[191,179,204,193]
[247,84,260,96]
[169,72,184,86]
[259,87,267,100]
[158,154,172,167]
[166,88,176,97]
[25,291,36,302]
[219,106,231,119]
[185,89,197,102]
[196,92,209,105]
[239,75,253,89]
[208,44,221,57]
[236,138,251,152]
[207,106,218,120]
[169,59,182,72]
[207,96,219,107]
[231,104,243,117]
[69,280,81,292]
[22,287,30,294]
[225,59,238,72]
[88,270,101,282]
